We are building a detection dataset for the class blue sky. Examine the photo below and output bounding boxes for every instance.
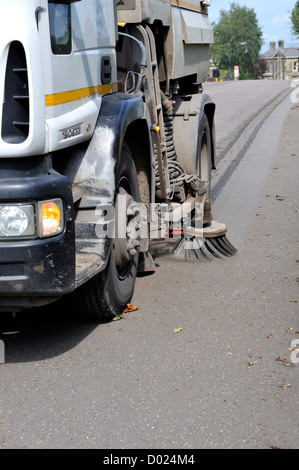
[209,0,299,52]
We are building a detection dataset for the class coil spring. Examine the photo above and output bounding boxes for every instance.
[155,95,185,195]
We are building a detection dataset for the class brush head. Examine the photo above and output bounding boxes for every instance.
[184,220,228,239]
[169,221,237,260]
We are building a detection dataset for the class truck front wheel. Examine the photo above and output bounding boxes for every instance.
[72,144,140,321]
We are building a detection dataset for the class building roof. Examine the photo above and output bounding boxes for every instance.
[261,47,299,60]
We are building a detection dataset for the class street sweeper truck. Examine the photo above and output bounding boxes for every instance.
[0,0,236,320]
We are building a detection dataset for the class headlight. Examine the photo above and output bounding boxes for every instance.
[0,205,35,238]
[0,199,64,240]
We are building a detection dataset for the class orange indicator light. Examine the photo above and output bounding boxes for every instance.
[39,200,63,236]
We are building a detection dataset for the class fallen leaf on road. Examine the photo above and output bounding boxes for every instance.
[247,361,258,366]
[275,357,292,366]
[280,383,292,389]
[173,328,183,334]
[169,387,181,394]
[123,304,140,313]
[112,314,124,321]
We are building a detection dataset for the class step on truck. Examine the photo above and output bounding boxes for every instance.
[0,0,232,320]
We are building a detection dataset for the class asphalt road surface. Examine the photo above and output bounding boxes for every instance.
[203,79,290,143]
[0,80,298,450]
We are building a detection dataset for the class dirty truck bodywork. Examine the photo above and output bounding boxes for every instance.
[0,0,217,319]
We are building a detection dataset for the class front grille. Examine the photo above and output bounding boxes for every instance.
[2,41,30,144]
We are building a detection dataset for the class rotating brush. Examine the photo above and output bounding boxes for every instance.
[169,220,238,261]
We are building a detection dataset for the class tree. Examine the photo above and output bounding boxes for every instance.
[291,1,299,38]
[211,2,263,79]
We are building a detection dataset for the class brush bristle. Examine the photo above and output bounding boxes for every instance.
[170,235,237,260]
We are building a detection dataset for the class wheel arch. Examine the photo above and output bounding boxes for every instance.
[123,118,153,211]
[173,92,216,175]
[63,92,151,205]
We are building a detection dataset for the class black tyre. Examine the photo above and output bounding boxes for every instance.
[198,113,212,198]
[72,144,140,321]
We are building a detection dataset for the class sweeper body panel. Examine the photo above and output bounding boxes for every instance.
[0,0,235,319]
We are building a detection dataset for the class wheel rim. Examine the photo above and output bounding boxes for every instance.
[113,184,140,280]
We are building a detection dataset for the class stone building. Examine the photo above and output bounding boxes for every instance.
[260,40,299,80]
